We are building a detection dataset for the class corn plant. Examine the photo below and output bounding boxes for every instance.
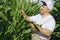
[50,0,60,40]
[0,0,40,40]
[0,0,60,40]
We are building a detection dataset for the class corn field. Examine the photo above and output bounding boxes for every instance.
[0,0,60,40]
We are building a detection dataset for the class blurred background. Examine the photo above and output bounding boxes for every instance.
[0,0,60,40]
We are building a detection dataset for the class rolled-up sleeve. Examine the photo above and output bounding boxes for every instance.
[30,16,36,22]
[30,14,41,22]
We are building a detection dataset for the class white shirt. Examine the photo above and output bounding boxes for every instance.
[30,14,56,40]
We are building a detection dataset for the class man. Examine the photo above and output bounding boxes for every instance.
[20,0,56,40]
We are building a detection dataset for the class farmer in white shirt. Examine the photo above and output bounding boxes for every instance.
[20,0,56,40]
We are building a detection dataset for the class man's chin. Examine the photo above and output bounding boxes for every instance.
[41,11,43,13]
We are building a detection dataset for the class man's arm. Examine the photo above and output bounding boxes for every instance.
[30,23,35,29]
[34,25,52,36]
[20,10,52,36]
[29,22,52,36]
[20,10,32,22]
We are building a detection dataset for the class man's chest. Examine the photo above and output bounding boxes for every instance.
[34,16,51,28]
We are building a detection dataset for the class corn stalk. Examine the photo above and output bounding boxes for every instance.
[0,0,60,40]
[0,0,40,40]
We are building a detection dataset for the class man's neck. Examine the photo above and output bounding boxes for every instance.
[41,13,50,18]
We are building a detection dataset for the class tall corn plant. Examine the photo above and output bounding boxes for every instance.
[0,0,60,40]
[0,0,40,40]
[50,0,60,40]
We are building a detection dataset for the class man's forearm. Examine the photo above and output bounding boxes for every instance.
[21,13,32,22]
[30,23,35,29]
[22,12,27,18]
[20,10,33,22]
[34,25,52,36]
[26,16,33,22]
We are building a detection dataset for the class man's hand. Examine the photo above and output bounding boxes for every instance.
[20,10,25,15]
[20,10,27,18]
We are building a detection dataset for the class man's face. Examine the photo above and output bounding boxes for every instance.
[40,5,50,14]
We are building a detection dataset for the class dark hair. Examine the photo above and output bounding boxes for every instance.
[41,1,47,6]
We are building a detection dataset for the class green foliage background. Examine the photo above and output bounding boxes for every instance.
[0,0,60,40]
